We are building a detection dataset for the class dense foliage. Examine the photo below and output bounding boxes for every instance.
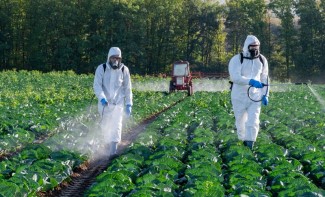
[86,87,325,196]
[0,71,324,196]
[0,0,324,82]
[0,70,187,195]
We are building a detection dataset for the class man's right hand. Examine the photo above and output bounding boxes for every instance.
[249,79,264,88]
[101,98,108,106]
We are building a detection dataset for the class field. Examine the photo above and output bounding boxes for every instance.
[0,70,324,196]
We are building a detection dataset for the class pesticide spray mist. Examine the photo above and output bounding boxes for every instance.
[44,79,325,162]
[193,78,230,92]
[41,78,229,161]
[44,113,107,159]
[307,84,325,112]
[44,106,137,161]
[45,79,325,160]
[133,78,231,92]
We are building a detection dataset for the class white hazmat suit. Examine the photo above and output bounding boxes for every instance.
[228,35,269,146]
[93,47,133,156]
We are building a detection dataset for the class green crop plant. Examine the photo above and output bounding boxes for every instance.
[1,71,324,196]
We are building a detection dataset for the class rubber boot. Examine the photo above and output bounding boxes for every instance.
[244,141,254,150]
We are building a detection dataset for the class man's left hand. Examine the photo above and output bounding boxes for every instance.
[262,95,268,106]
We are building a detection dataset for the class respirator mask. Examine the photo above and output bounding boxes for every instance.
[248,45,260,58]
[109,56,121,69]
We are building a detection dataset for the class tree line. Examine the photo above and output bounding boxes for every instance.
[0,0,324,82]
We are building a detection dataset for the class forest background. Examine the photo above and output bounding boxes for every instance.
[0,0,324,82]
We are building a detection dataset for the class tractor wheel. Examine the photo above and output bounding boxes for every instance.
[187,85,193,96]
[169,81,175,93]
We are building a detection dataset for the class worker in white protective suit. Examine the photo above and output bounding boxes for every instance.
[93,47,133,158]
[228,35,269,150]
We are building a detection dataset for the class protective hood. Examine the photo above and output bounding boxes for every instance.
[107,47,122,62]
[242,35,260,53]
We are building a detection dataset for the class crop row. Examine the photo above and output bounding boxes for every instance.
[0,70,94,156]
[0,71,183,157]
[85,92,226,196]
[85,90,325,196]
[0,71,187,196]
[216,85,325,195]
[1,70,324,196]
[261,85,325,191]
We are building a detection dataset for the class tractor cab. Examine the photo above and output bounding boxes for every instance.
[169,60,193,96]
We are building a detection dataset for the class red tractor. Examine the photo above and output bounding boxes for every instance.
[169,60,193,96]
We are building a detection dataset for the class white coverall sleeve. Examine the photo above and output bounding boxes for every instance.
[260,55,269,96]
[228,55,251,85]
[122,66,133,106]
[93,65,107,100]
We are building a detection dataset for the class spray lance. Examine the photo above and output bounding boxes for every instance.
[247,77,308,102]
[262,82,308,86]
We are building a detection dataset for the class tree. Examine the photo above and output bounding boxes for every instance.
[320,0,325,79]
[225,0,268,56]
[269,0,298,79]
[1,0,26,70]
[295,0,323,81]
[0,0,324,79]
[183,0,226,72]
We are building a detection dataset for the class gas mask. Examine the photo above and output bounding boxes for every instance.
[109,58,121,69]
[248,45,260,58]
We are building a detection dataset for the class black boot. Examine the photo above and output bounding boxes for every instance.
[244,141,254,150]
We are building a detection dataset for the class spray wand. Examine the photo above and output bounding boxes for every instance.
[261,82,308,86]
[248,81,308,102]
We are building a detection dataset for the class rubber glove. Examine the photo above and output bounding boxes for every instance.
[100,98,108,106]
[249,79,264,88]
[125,104,132,116]
[262,95,268,106]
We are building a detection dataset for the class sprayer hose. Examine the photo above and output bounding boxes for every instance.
[247,76,269,102]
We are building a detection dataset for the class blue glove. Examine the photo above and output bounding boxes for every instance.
[262,95,268,106]
[100,98,108,106]
[125,104,132,116]
[249,79,264,88]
